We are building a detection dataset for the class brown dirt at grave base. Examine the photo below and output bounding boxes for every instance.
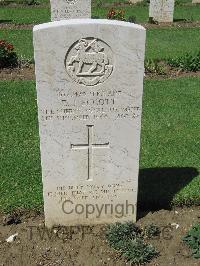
[141,21,200,29]
[0,65,35,80]
[145,70,200,80]
[0,23,35,30]
[97,1,133,8]
[1,64,200,81]
[0,21,200,30]
[0,206,199,266]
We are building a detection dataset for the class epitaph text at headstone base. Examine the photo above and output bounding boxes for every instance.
[149,0,175,23]
[34,19,146,227]
[50,0,91,21]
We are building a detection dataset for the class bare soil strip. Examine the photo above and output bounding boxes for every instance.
[0,21,200,30]
[142,21,200,29]
[0,65,35,80]
[0,23,35,30]
[0,65,199,81]
[0,207,199,265]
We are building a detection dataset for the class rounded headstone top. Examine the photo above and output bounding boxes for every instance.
[33,19,146,32]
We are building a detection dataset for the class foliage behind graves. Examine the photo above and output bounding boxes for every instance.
[107,8,125,21]
[0,40,18,68]
[127,15,137,23]
[135,0,149,7]
[168,51,200,72]
[106,221,159,264]
[145,59,166,75]
[182,223,200,259]
[106,8,137,22]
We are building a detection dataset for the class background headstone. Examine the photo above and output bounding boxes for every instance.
[192,0,200,3]
[50,0,91,21]
[129,0,143,3]
[34,19,146,227]
[149,0,175,22]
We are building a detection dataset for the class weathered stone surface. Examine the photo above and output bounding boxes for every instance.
[33,19,146,227]
[149,0,175,23]
[50,0,91,21]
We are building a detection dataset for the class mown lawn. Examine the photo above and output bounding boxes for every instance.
[93,5,200,23]
[0,29,33,60]
[146,27,200,60]
[0,3,200,24]
[0,81,42,211]
[0,7,50,24]
[0,27,199,60]
[0,77,199,212]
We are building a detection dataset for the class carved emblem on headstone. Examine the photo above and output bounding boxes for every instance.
[65,0,77,4]
[65,38,113,86]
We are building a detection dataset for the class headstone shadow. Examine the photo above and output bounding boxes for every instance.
[173,18,188,22]
[0,20,13,24]
[137,167,198,218]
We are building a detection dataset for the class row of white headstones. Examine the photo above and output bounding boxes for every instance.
[50,0,176,23]
[50,0,200,24]
[34,0,194,228]
[50,0,199,24]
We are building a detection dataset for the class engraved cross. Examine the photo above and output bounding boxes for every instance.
[71,125,109,181]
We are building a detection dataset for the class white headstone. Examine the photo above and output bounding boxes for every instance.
[129,0,143,3]
[149,0,175,23]
[33,19,146,227]
[192,0,200,3]
[50,0,91,21]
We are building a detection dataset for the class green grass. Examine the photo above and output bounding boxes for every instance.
[140,77,200,208]
[0,27,199,61]
[0,77,199,212]
[146,28,200,60]
[94,5,200,22]
[0,0,50,5]
[0,3,200,24]
[0,7,50,24]
[174,6,200,22]
[0,81,42,211]
[93,5,149,22]
[0,29,33,59]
